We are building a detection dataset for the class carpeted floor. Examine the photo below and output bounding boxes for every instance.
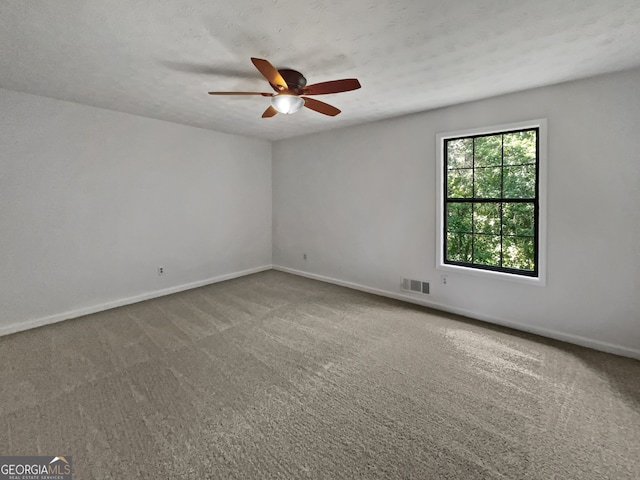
[0,270,639,479]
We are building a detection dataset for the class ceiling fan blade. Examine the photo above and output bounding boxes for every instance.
[303,97,341,116]
[251,58,288,92]
[208,91,273,96]
[262,106,278,118]
[303,79,361,95]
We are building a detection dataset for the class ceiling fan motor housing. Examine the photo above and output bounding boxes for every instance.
[271,69,307,94]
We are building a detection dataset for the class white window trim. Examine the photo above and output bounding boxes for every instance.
[435,119,547,287]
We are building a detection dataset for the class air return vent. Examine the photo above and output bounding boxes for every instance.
[401,277,430,295]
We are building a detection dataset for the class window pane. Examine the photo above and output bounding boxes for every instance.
[474,135,502,167]
[474,167,501,198]
[447,168,473,198]
[503,237,534,270]
[504,130,536,166]
[441,126,540,277]
[446,232,472,263]
[447,203,472,233]
[503,203,534,236]
[473,234,501,267]
[473,202,501,234]
[503,165,535,198]
[447,138,473,168]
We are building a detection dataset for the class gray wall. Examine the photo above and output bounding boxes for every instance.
[272,67,640,358]
[3,68,639,358]
[0,88,272,334]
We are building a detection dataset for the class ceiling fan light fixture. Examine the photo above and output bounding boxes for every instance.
[271,94,304,114]
[208,58,359,118]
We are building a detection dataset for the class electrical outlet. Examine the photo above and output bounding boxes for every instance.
[441,275,448,285]
[303,253,307,260]
[158,266,165,276]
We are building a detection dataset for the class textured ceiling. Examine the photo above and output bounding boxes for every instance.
[2,1,640,141]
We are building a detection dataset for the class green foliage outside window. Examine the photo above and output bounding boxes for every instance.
[444,129,538,275]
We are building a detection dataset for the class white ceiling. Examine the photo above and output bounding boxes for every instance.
[2,1,640,141]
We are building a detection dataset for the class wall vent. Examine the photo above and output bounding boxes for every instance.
[401,277,430,295]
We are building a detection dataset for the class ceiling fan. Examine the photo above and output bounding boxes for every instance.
[208,57,361,118]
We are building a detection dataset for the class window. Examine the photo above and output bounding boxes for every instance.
[436,120,546,284]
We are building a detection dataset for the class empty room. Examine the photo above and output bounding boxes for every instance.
[1,1,639,478]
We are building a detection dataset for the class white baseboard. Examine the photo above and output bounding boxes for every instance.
[273,265,640,360]
[5,263,639,361]
[0,265,273,338]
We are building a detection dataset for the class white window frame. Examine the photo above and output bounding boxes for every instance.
[435,119,547,286]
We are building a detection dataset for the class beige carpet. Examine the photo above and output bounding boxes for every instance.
[1,270,639,479]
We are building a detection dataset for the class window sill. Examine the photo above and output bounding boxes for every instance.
[437,262,546,287]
